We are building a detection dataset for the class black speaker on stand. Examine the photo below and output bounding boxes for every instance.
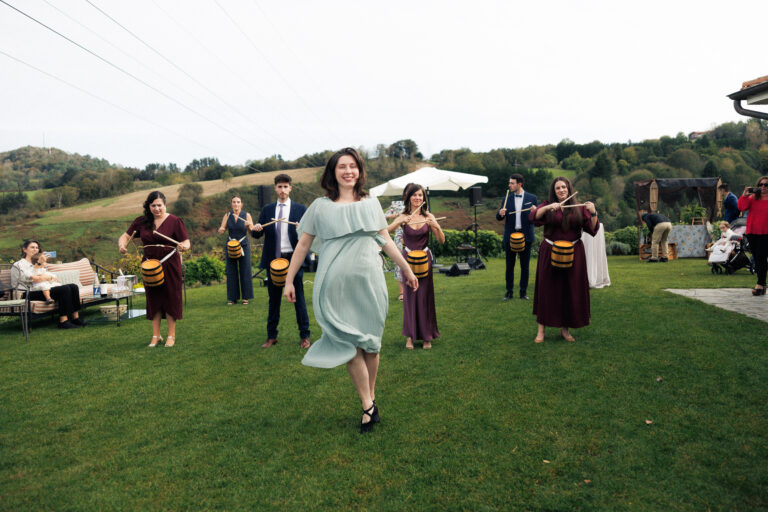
[467,186,483,262]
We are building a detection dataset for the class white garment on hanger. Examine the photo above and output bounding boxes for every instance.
[581,224,611,289]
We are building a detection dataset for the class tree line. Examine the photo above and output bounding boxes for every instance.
[2,122,768,230]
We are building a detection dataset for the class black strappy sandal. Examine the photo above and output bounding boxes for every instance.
[372,400,380,423]
[360,404,376,433]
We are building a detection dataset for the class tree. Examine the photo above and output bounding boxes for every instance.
[387,139,419,160]
[745,119,766,150]
[589,152,616,180]
[667,148,703,175]
[179,183,203,204]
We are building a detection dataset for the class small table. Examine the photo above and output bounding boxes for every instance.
[91,290,145,326]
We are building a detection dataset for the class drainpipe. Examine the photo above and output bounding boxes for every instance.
[733,100,768,121]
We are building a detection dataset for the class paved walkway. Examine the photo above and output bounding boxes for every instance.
[665,288,768,323]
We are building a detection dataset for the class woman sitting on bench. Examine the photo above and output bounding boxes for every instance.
[11,240,84,329]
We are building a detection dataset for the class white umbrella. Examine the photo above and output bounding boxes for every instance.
[369,167,489,197]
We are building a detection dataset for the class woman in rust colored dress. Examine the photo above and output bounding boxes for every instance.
[530,177,599,343]
[118,191,190,347]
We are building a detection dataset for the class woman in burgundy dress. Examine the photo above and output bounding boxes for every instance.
[530,177,599,343]
[118,191,190,347]
[388,183,445,349]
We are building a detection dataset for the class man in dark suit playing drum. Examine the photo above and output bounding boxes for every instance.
[251,174,311,349]
[496,173,538,300]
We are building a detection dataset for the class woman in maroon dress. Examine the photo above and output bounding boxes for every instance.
[387,183,445,349]
[530,177,599,343]
[118,191,190,347]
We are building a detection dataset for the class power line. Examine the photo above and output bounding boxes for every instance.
[0,0,266,154]
[1,48,281,177]
[211,0,337,142]
[0,48,221,160]
[249,0,348,130]
[145,0,296,155]
[83,0,292,156]
[38,0,231,129]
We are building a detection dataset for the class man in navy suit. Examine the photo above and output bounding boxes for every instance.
[496,173,538,300]
[251,174,311,349]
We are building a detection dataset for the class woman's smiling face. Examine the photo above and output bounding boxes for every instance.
[335,155,359,189]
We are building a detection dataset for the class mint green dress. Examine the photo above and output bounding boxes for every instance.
[300,197,389,368]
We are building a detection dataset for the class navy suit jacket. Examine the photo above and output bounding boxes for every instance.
[252,201,309,269]
[496,191,538,244]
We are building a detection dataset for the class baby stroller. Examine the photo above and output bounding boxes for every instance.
[709,220,755,274]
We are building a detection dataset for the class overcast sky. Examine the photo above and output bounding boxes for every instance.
[1,0,765,169]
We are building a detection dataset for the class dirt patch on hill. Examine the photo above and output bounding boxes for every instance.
[48,168,320,222]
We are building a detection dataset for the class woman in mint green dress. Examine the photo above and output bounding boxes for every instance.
[284,148,418,433]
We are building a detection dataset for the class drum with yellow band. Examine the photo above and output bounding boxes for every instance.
[269,258,290,287]
[227,239,243,259]
[551,241,575,269]
[141,259,165,287]
[509,232,525,252]
[406,250,430,279]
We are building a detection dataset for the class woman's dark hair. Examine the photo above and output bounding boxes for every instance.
[544,177,582,234]
[20,239,41,258]
[142,191,167,229]
[320,148,367,201]
[754,176,768,199]
[402,183,428,216]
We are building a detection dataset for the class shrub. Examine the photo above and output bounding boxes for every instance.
[174,198,192,215]
[432,229,504,259]
[183,254,225,285]
[607,241,631,255]
[113,252,142,278]
[608,225,639,254]
[680,203,707,224]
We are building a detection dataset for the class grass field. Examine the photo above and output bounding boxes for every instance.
[1,257,766,510]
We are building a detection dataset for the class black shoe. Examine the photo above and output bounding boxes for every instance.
[360,404,376,433]
[520,293,529,300]
[57,321,78,329]
[71,317,86,327]
[503,292,513,301]
[647,259,659,263]
[372,400,380,423]
[659,257,668,262]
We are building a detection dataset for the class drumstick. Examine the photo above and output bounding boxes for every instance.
[152,230,181,246]
[259,219,279,228]
[561,203,587,209]
[501,189,509,209]
[409,216,447,226]
[559,191,578,205]
[273,217,299,226]
[507,206,535,215]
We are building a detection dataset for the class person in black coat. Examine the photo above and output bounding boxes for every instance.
[496,173,538,299]
[251,174,311,349]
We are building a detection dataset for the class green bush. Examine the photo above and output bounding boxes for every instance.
[607,226,639,254]
[183,253,225,285]
[607,241,631,255]
[680,203,707,224]
[432,229,504,258]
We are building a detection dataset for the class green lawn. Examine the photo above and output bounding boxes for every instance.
[1,257,765,510]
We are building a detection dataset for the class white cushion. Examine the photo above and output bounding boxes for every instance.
[51,270,81,286]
